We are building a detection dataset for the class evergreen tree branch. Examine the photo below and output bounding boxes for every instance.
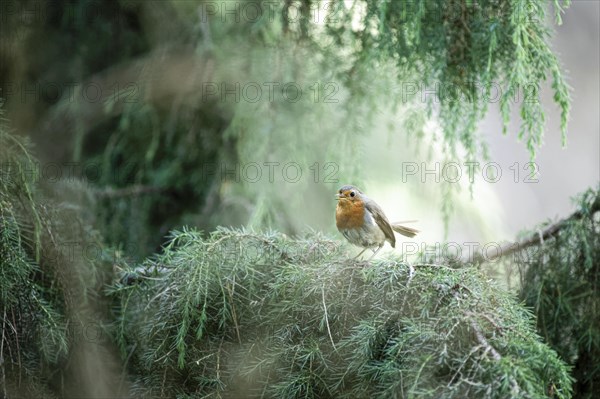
[472,193,600,263]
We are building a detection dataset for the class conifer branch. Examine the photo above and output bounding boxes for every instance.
[472,193,600,263]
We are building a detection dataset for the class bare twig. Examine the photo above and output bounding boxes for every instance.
[11,309,21,386]
[118,342,137,396]
[226,279,242,344]
[468,317,520,396]
[322,283,337,352]
[448,344,483,388]
[469,319,501,361]
[400,263,415,313]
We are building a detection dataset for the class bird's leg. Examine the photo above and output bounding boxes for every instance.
[353,247,368,259]
[368,245,383,261]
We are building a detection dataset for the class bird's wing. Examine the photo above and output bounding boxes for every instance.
[364,199,396,247]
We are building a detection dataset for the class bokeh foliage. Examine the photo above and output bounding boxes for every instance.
[109,228,573,398]
[0,117,116,398]
[0,129,64,398]
[1,0,571,258]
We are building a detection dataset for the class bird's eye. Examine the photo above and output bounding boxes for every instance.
[350,191,355,197]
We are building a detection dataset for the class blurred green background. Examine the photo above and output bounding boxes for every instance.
[2,0,596,261]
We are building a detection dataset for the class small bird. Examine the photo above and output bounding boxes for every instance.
[335,185,418,260]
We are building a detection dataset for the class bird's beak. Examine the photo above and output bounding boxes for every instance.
[335,193,341,201]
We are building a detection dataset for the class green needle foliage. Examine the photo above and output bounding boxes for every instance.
[0,121,115,397]
[292,0,572,160]
[517,187,600,399]
[1,124,67,398]
[110,228,572,398]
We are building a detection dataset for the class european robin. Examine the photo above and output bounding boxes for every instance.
[335,185,418,259]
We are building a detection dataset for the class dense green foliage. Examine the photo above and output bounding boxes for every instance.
[0,121,114,397]
[0,126,67,397]
[109,228,573,398]
[320,0,571,158]
[517,188,600,399]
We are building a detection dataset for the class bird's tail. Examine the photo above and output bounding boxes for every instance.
[391,222,419,238]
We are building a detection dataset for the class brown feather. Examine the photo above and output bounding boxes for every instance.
[364,199,396,248]
[391,223,419,238]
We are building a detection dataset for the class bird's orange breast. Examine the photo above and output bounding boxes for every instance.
[336,199,365,230]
